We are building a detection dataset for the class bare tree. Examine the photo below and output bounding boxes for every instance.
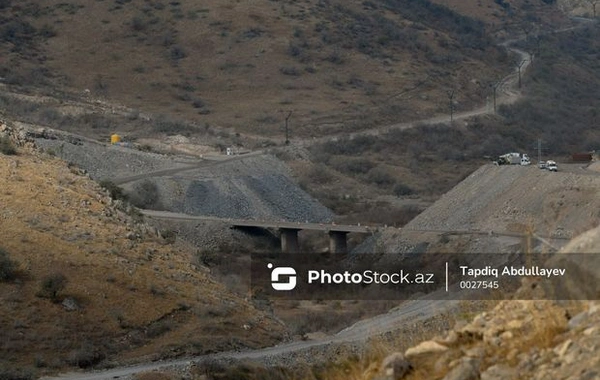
[576,0,599,17]
[586,0,599,17]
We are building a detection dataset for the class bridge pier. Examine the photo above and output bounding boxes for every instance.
[329,231,348,254]
[280,228,300,253]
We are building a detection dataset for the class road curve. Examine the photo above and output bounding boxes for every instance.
[41,297,457,380]
[40,19,596,380]
[291,28,546,147]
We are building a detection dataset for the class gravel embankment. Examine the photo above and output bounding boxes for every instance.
[34,138,189,180]
[33,133,333,224]
[132,154,334,223]
[356,164,600,255]
[405,164,600,236]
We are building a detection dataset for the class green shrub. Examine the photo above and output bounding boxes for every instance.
[0,135,16,155]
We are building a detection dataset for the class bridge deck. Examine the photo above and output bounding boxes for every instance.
[141,210,377,233]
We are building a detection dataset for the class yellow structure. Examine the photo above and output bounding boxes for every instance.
[110,134,121,144]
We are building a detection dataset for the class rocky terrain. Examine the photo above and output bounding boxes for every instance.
[47,226,600,380]
[369,226,600,380]
[31,129,196,180]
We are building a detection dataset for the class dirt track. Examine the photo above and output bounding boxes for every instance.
[35,18,599,380]
[41,297,457,380]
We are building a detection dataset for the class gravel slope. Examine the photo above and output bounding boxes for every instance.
[30,129,333,223]
[405,164,600,236]
[129,154,334,223]
[357,164,600,255]
[34,137,189,180]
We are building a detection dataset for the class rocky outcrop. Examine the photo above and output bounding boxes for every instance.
[373,226,600,379]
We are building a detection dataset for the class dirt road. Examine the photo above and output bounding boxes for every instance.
[39,19,597,380]
[293,43,531,146]
[112,150,264,185]
[41,298,456,380]
[293,19,598,147]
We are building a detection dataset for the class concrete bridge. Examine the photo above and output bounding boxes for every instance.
[141,210,378,254]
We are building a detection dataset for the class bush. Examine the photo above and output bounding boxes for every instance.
[366,166,395,187]
[196,250,222,267]
[0,135,16,155]
[306,164,332,184]
[393,183,414,196]
[331,157,375,175]
[146,320,172,338]
[0,367,35,380]
[0,248,17,281]
[129,180,161,209]
[66,343,105,368]
[279,66,301,76]
[99,180,128,201]
[38,273,67,301]
[152,117,195,134]
[169,45,186,61]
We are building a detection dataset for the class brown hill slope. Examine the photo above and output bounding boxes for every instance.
[0,125,285,377]
[0,0,565,140]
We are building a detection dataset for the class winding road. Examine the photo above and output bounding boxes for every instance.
[42,297,458,380]
[41,18,597,380]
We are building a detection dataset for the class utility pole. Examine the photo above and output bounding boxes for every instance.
[517,59,527,89]
[447,89,455,123]
[492,81,500,114]
[536,138,543,165]
[284,111,292,145]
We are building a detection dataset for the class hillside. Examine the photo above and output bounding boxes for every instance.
[291,20,600,221]
[0,123,286,378]
[357,163,600,256]
[0,0,566,141]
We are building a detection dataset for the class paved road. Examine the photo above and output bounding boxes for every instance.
[141,210,378,233]
[40,19,596,380]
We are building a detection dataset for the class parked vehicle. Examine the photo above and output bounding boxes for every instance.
[496,153,530,166]
[538,161,547,169]
[546,160,558,172]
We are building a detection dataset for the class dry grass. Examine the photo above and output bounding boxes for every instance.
[307,301,565,380]
[0,149,285,375]
[0,0,533,141]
